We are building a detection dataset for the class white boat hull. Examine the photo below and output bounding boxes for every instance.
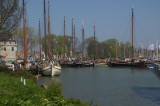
[42,65,61,76]
[95,63,106,67]
[51,66,61,76]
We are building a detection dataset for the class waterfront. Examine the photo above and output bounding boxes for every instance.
[37,67,160,106]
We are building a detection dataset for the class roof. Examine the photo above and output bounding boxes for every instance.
[0,39,17,42]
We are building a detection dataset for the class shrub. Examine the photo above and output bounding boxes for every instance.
[0,68,93,105]
[0,66,35,81]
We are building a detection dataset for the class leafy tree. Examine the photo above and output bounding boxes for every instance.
[0,0,22,40]
[41,34,70,56]
[86,36,98,59]
[13,27,38,51]
[124,41,132,58]
[103,38,118,58]
[97,42,106,58]
[54,35,70,56]
[85,36,133,59]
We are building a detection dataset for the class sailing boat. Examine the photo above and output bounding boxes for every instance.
[41,0,61,76]
[108,6,145,67]
[42,61,61,76]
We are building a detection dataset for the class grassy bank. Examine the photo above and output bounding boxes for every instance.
[0,67,93,105]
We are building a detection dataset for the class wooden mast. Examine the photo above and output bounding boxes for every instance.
[94,24,96,61]
[30,38,32,52]
[116,42,117,58]
[157,40,159,60]
[39,17,41,61]
[25,1,27,60]
[119,41,120,58]
[64,16,66,57]
[124,44,125,58]
[132,6,134,61]
[82,21,84,60]
[74,24,75,56]
[47,0,51,58]
[23,0,25,59]
[23,0,27,60]
[72,18,74,57]
[44,0,47,60]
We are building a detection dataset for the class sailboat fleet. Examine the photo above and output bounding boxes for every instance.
[3,1,160,75]
[107,6,160,68]
[22,3,160,70]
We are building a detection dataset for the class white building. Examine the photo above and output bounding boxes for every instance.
[0,39,18,62]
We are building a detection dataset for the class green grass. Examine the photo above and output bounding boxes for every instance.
[0,67,93,106]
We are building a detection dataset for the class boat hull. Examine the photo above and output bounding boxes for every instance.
[154,63,160,71]
[52,66,61,76]
[60,63,81,67]
[42,65,61,76]
[82,63,94,67]
[95,63,106,67]
[108,61,145,68]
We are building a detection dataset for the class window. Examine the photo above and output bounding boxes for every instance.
[12,47,14,51]
[4,47,6,51]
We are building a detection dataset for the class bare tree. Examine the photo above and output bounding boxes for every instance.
[13,27,38,51]
[0,0,22,40]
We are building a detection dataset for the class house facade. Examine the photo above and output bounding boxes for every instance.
[0,39,18,62]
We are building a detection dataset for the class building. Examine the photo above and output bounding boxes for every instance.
[0,39,18,62]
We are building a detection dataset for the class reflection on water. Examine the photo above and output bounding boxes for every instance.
[37,67,160,106]
[133,86,160,105]
[37,76,60,86]
[152,69,160,80]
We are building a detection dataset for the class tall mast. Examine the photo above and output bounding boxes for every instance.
[30,38,32,52]
[94,24,96,61]
[72,18,74,57]
[47,0,51,58]
[157,40,159,60]
[119,41,120,58]
[25,1,27,60]
[82,21,84,59]
[23,0,27,60]
[116,42,117,58]
[64,16,66,57]
[39,17,41,61]
[132,6,134,61]
[124,45,125,58]
[74,24,76,56]
[44,0,47,60]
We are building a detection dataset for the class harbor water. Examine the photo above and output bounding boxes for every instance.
[37,67,160,106]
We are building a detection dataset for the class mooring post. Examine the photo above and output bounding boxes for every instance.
[24,79,26,85]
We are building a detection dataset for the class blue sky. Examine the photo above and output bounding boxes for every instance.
[24,0,160,47]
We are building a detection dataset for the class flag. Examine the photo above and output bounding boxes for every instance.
[3,54,8,58]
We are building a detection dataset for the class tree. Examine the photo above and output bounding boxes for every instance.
[103,39,118,58]
[0,0,22,40]
[41,34,56,56]
[97,42,106,58]
[41,34,70,56]
[54,35,70,56]
[13,27,38,51]
[124,41,132,58]
[86,36,98,59]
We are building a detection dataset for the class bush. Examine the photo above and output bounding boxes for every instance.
[0,71,92,106]
[0,66,35,81]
